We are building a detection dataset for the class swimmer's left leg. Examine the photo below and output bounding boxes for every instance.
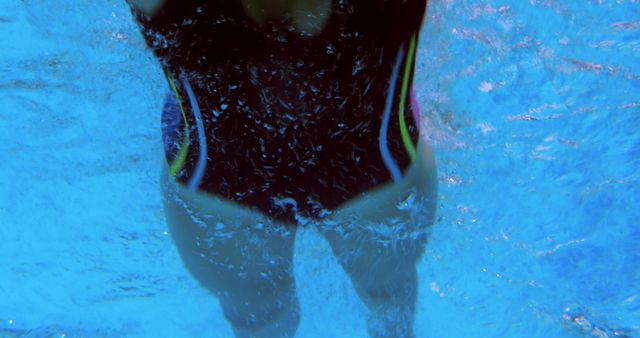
[323,228,422,338]
[319,142,437,338]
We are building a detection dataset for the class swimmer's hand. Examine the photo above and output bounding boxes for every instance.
[128,0,331,37]
[127,0,165,16]
[241,0,331,37]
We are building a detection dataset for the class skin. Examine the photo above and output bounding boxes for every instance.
[240,0,332,36]
[129,0,332,37]
[130,0,438,336]
[127,0,165,17]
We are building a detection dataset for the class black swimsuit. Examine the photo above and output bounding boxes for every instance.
[132,0,427,224]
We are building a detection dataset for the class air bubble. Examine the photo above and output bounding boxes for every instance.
[397,189,417,211]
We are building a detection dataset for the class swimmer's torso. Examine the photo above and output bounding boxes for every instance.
[131,0,427,223]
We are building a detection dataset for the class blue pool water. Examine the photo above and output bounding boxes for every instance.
[0,0,638,337]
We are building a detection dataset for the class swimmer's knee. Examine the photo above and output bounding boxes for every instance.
[355,269,418,338]
[355,265,418,303]
[220,288,300,333]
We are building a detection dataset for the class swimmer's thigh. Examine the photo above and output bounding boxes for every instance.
[160,165,297,325]
[319,142,437,293]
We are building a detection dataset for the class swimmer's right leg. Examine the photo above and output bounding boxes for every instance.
[160,166,299,338]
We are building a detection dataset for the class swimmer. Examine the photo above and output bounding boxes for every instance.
[127,0,437,337]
